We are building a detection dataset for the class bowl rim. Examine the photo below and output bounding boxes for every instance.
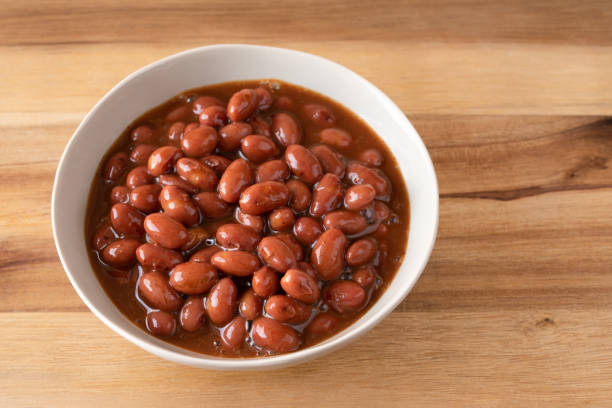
[51,44,439,369]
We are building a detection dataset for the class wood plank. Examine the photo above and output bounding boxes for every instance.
[2,311,612,407]
[2,0,612,47]
[1,42,612,116]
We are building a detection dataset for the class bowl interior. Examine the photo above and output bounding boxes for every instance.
[52,45,438,369]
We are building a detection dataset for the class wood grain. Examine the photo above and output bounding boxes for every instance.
[2,1,612,406]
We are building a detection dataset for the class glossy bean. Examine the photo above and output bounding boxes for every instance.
[157,174,197,194]
[239,289,263,320]
[305,313,339,338]
[130,125,154,144]
[309,144,345,177]
[159,185,199,226]
[218,158,252,203]
[264,295,311,324]
[323,210,367,235]
[130,144,157,164]
[344,184,376,211]
[257,236,297,273]
[101,238,140,268]
[227,89,258,122]
[285,144,323,185]
[192,95,224,114]
[310,173,343,217]
[176,157,218,191]
[241,135,279,163]
[275,233,303,262]
[286,179,311,212]
[110,186,129,204]
[146,311,176,336]
[216,223,261,251]
[166,104,192,122]
[144,213,189,249]
[251,317,300,353]
[272,113,301,147]
[346,161,390,199]
[352,265,377,288]
[251,266,279,298]
[323,280,366,314]
[206,277,238,326]
[194,192,232,219]
[249,116,271,137]
[310,228,347,280]
[148,146,183,177]
[293,217,323,246]
[181,226,209,251]
[181,125,218,157]
[346,238,377,266]
[92,223,116,251]
[138,271,183,312]
[190,246,222,263]
[110,203,145,236]
[211,251,261,276]
[303,103,336,127]
[268,207,295,231]
[180,296,206,332]
[319,128,352,148]
[170,261,218,295]
[239,181,289,215]
[280,268,320,304]
[136,243,183,271]
[129,184,161,213]
[198,105,228,127]
[167,121,185,142]
[218,122,253,152]
[256,160,289,183]
[126,166,153,189]
[221,316,247,350]
[359,148,384,166]
[255,87,273,110]
[235,207,264,233]
[104,152,128,181]
[201,155,231,176]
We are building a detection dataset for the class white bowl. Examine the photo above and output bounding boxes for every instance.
[52,44,438,370]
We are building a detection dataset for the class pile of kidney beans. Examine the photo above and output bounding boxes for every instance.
[91,83,402,355]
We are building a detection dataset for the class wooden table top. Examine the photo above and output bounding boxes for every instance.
[2,1,612,406]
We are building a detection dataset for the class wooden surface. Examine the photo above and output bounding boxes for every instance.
[1,1,612,406]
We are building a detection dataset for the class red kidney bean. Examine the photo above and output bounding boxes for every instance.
[310,173,343,217]
[221,316,247,350]
[192,95,224,114]
[227,89,258,122]
[286,179,311,212]
[256,160,289,183]
[181,125,218,157]
[376,242,389,266]
[359,148,383,166]
[296,261,316,279]
[303,103,336,127]
[346,238,377,266]
[146,311,176,336]
[159,185,199,226]
[136,243,183,271]
[211,251,261,276]
[148,146,183,177]
[255,87,273,110]
[323,280,366,314]
[344,184,376,211]
[251,317,300,353]
[130,125,154,144]
[275,233,303,262]
[157,174,197,194]
[346,161,390,199]
[110,203,145,236]
[241,135,279,163]
[293,217,323,246]
[184,123,200,134]
[239,181,289,215]
[176,157,218,191]
[111,186,129,204]
[272,113,301,147]
[311,228,347,280]
[252,266,279,298]
[181,226,209,251]
[216,223,261,251]
[166,104,192,122]
[285,145,323,185]
[218,158,252,203]
[374,223,388,238]
[167,121,185,142]
[180,296,206,332]
[235,207,264,233]
[193,192,232,219]
[323,211,367,235]
[92,223,116,251]
[218,122,252,152]
[190,246,221,263]
[206,277,238,326]
[269,207,295,231]
[104,152,128,181]
[198,105,228,127]
[101,238,140,268]
[249,116,271,137]
[319,128,352,148]
[139,271,182,312]
[201,155,231,176]
[264,295,311,324]
[170,261,218,295]
[239,289,263,320]
[305,313,339,338]
[144,213,189,249]
[373,201,391,224]
[352,265,377,288]
[310,144,345,177]
[273,96,293,110]
[257,236,296,273]
[126,166,153,189]
[130,144,157,164]
[280,268,320,304]
[129,184,161,213]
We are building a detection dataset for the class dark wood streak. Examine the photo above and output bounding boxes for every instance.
[440,183,612,201]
